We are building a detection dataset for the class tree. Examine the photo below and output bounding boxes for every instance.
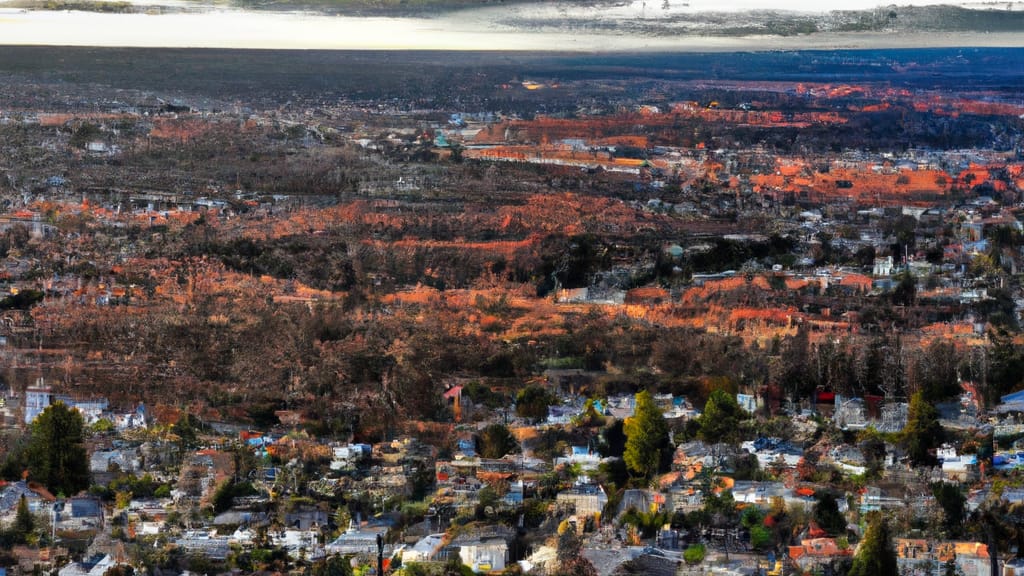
[311,555,352,576]
[696,388,745,445]
[904,391,942,466]
[847,512,897,576]
[27,401,89,496]
[931,482,965,537]
[703,489,738,529]
[683,544,706,565]
[475,423,519,459]
[813,493,847,536]
[623,390,670,479]
[750,525,773,551]
[988,326,1024,401]
[13,495,33,543]
[892,272,917,306]
[515,385,557,421]
[741,506,774,551]
[552,529,599,576]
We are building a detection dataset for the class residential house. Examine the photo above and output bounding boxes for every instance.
[89,448,141,477]
[56,497,104,532]
[271,528,324,560]
[285,506,328,531]
[617,489,666,518]
[23,379,51,424]
[936,542,992,576]
[175,531,231,561]
[828,445,867,476]
[741,437,803,470]
[556,482,609,520]
[937,444,979,482]
[230,526,257,547]
[451,527,513,574]
[731,481,788,506]
[873,256,894,276]
[403,533,445,563]
[57,554,116,576]
[329,443,371,470]
[788,538,853,572]
[554,446,601,472]
[0,481,56,518]
[326,521,391,556]
[127,498,170,536]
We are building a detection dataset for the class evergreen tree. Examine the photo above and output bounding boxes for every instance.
[848,512,897,576]
[623,390,670,479]
[13,495,33,542]
[475,423,519,459]
[27,401,89,496]
[697,388,745,445]
[813,493,847,536]
[988,326,1024,401]
[904,391,942,466]
[931,482,966,537]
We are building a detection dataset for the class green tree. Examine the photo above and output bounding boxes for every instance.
[813,492,847,536]
[311,555,352,576]
[847,512,897,576]
[621,506,669,539]
[173,412,201,450]
[623,390,670,479]
[904,391,942,466]
[211,479,235,514]
[13,495,33,542]
[750,525,773,551]
[697,388,745,445]
[891,272,917,306]
[683,544,706,565]
[475,423,519,459]
[515,385,557,421]
[27,401,89,495]
[703,489,738,528]
[931,482,965,537]
[988,326,1024,401]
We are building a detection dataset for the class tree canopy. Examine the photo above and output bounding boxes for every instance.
[904,391,943,466]
[848,512,897,576]
[515,385,558,421]
[697,388,746,445]
[623,390,670,479]
[27,401,89,496]
[475,423,519,459]
[813,492,847,536]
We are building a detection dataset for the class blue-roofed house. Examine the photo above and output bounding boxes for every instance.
[0,481,56,518]
[56,496,105,532]
[57,554,115,576]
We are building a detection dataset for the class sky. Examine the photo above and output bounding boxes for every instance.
[0,0,1022,50]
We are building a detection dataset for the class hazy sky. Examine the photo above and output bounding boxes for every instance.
[0,0,1022,50]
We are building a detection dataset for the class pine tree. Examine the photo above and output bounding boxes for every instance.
[904,391,943,466]
[27,401,89,496]
[13,495,33,542]
[623,390,670,479]
[848,512,897,576]
[697,388,744,445]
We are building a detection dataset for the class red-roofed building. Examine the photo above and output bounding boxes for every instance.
[788,538,853,572]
